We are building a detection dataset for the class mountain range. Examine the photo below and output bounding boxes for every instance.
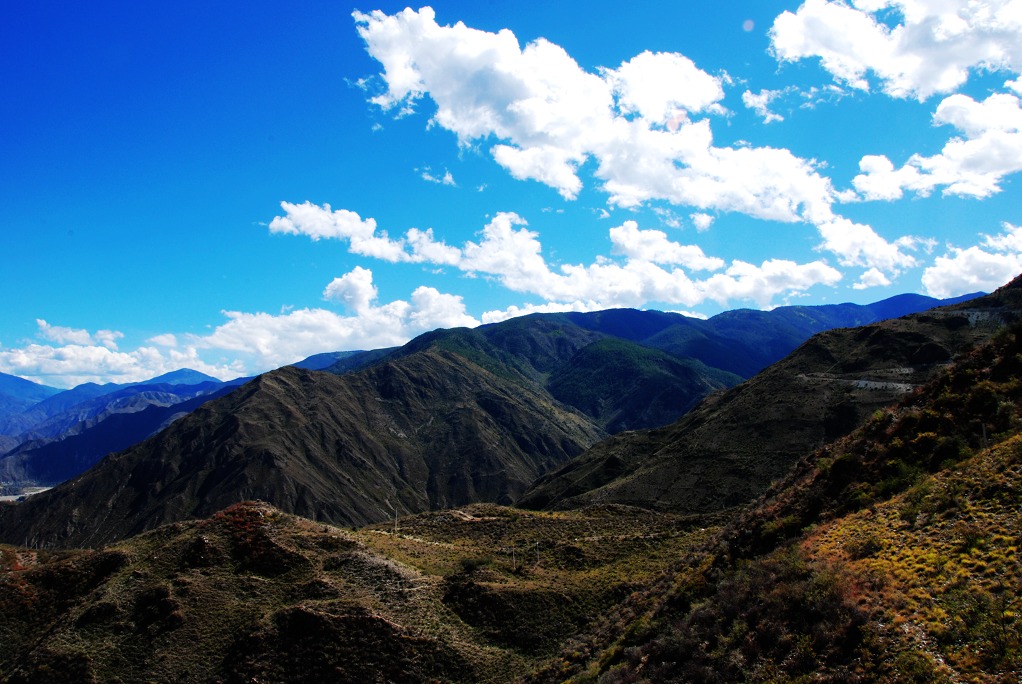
[0,371,244,494]
[2,283,1020,682]
[0,291,967,498]
[0,291,976,546]
[519,284,1022,514]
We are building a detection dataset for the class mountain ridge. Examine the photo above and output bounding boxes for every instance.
[0,350,603,548]
[518,280,1022,514]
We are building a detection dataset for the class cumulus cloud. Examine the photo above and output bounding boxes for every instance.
[405,227,462,265]
[269,201,409,262]
[354,7,850,226]
[853,267,893,290]
[1,272,481,387]
[194,268,480,370]
[323,266,378,313]
[0,323,241,389]
[270,201,460,265]
[147,333,178,347]
[690,212,715,231]
[352,9,922,276]
[603,50,727,122]
[742,88,785,123]
[817,217,919,272]
[608,221,724,270]
[771,0,1022,101]
[854,91,1022,200]
[700,259,842,308]
[922,223,1022,297]
[36,320,123,350]
[273,206,844,311]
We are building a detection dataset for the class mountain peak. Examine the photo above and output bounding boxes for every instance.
[139,368,222,387]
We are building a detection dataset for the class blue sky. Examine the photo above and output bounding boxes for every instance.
[3,1,1022,387]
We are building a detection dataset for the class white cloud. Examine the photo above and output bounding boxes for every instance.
[650,207,682,229]
[603,50,727,123]
[354,6,610,200]
[352,8,921,277]
[854,92,1022,200]
[0,338,241,389]
[700,259,842,308]
[608,221,724,270]
[275,206,846,312]
[922,223,1022,297]
[817,217,919,272]
[270,201,461,265]
[421,167,457,185]
[853,267,893,289]
[742,88,785,123]
[268,201,409,262]
[194,268,480,370]
[323,266,378,313]
[690,212,715,231]
[148,333,178,347]
[771,0,1022,101]
[36,320,123,350]
[405,227,462,265]
[491,144,584,199]
[408,286,480,330]
[1,271,481,387]
[353,7,856,232]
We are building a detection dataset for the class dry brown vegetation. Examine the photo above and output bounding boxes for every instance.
[0,501,717,682]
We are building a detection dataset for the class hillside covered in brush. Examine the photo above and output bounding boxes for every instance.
[0,501,717,683]
[0,285,1008,682]
[0,292,971,500]
[531,320,1022,683]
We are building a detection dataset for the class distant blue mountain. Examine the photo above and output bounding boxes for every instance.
[0,373,60,417]
[0,291,987,491]
[0,368,231,443]
[0,384,241,486]
[138,368,223,386]
[558,291,985,378]
[292,351,367,371]
[0,373,62,452]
